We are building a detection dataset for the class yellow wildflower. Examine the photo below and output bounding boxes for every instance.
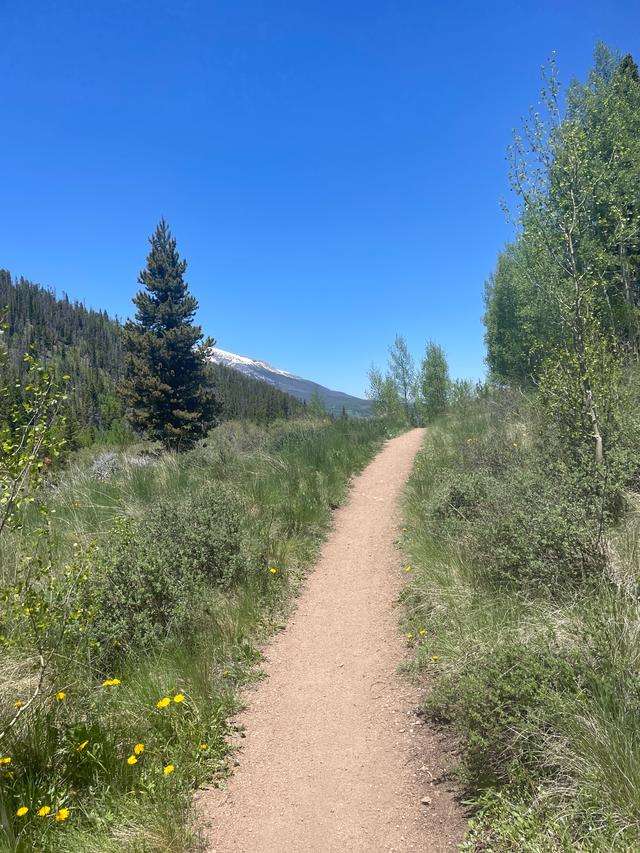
[156,697,170,709]
[419,629,427,636]
[269,567,278,574]
[16,806,28,817]
[406,633,414,640]
[405,565,411,572]
[173,693,185,704]
[0,757,11,765]
[431,655,440,662]
[77,740,89,752]
[102,678,121,687]
[134,743,144,755]
[37,805,52,817]
[163,763,175,775]
[55,691,65,700]
[199,743,208,751]
[127,755,138,765]
[14,700,23,709]
[55,808,70,822]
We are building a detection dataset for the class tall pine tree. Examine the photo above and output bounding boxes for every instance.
[122,219,217,448]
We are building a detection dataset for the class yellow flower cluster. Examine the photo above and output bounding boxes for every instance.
[15,804,68,822]
[101,677,121,687]
[156,692,185,709]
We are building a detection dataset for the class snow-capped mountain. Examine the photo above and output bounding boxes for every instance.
[208,347,371,416]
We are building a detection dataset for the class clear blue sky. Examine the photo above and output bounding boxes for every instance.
[2,1,639,397]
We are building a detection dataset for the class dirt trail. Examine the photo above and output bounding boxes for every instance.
[198,428,464,852]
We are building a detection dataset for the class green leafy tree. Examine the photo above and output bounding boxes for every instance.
[417,341,450,422]
[388,335,415,423]
[484,49,640,464]
[308,386,328,418]
[122,220,217,449]
[0,316,68,536]
[366,364,407,426]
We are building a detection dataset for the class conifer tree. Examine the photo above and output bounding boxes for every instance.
[122,219,217,448]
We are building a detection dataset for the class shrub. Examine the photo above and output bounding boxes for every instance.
[426,639,584,790]
[471,467,606,589]
[88,486,246,662]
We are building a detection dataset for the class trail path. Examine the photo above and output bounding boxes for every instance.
[198,428,464,852]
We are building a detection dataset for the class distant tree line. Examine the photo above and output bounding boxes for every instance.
[366,334,476,427]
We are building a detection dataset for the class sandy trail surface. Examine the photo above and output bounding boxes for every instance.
[198,428,464,852]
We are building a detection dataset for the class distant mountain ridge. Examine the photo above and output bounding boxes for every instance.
[208,347,371,416]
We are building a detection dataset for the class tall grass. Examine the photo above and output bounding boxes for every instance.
[0,417,390,852]
[402,395,640,851]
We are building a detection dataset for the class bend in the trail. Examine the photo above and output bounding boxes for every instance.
[197,428,464,853]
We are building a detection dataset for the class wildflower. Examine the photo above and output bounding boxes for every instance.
[55,691,65,700]
[431,655,440,662]
[406,633,414,640]
[102,678,121,687]
[163,763,175,775]
[0,757,11,765]
[127,755,138,765]
[38,806,51,816]
[199,743,208,751]
[402,527,408,533]
[419,629,427,636]
[156,697,170,709]
[77,740,89,752]
[134,743,145,755]
[14,700,23,709]
[269,567,278,574]
[55,808,70,822]
[405,565,411,572]
[173,693,185,704]
[16,806,28,817]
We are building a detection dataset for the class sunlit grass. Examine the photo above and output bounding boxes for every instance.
[402,398,640,849]
[0,417,390,851]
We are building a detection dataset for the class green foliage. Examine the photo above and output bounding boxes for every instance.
[89,487,246,662]
[0,417,387,851]
[426,638,584,789]
[483,47,640,466]
[307,387,328,418]
[416,341,450,422]
[0,321,68,534]
[210,361,305,422]
[0,270,125,444]
[122,220,217,449]
[388,335,415,422]
[402,389,640,850]
[366,364,409,427]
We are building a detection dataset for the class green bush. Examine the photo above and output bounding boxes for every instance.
[88,486,246,661]
[431,470,493,524]
[426,639,585,790]
[472,467,605,589]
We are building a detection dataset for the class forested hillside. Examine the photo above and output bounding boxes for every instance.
[0,270,124,443]
[0,270,305,440]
